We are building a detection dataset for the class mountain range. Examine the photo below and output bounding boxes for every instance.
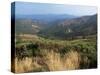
[15,14,97,39]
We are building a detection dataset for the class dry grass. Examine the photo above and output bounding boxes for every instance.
[15,57,43,73]
[44,50,81,71]
[63,50,81,70]
[15,57,33,73]
[14,50,81,73]
[44,50,64,71]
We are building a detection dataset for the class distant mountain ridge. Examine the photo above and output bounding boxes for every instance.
[16,14,77,22]
[15,14,77,34]
[38,14,97,39]
[15,14,97,39]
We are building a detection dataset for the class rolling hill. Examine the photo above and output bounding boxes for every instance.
[15,14,97,39]
[38,14,97,39]
[15,14,76,34]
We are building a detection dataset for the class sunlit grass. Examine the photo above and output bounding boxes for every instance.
[13,34,97,73]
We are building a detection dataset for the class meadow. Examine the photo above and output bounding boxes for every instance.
[12,34,97,73]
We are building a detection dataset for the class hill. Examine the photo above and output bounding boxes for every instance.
[38,14,97,39]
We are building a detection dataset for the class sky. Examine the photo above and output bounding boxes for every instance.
[14,2,97,16]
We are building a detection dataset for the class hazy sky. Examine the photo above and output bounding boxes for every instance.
[15,2,97,16]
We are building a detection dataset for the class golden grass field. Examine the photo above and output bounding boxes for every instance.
[14,50,81,73]
[12,34,97,73]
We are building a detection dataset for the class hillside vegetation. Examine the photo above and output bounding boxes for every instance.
[13,34,97,73]
[13,14,97,73]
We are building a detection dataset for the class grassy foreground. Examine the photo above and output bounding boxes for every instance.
[13,34,97,73]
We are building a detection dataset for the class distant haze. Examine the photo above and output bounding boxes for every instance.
[15,2,97,16]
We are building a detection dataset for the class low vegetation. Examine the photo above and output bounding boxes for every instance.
[12,34,97,73]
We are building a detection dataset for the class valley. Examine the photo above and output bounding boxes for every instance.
[14,14,97,73]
